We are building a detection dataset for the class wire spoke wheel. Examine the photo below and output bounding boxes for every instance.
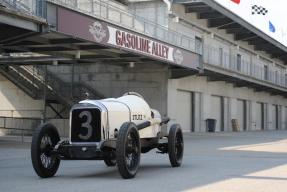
[39,135,55,169]
[116,122,141,179]
[31,123,60,178]
[125,131,140,170]
[168,124,184,167]
[175,131,183,160]
[103,150,117,167]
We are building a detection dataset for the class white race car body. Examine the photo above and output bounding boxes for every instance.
[70,93,162,144]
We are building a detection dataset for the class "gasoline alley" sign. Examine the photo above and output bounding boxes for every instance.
[57,7,199,68]
[115,30,169,60]
[88,20,181,64]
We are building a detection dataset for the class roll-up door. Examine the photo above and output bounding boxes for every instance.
[210,96,222,132]
[237,100,246,131]
[272,105,278,130]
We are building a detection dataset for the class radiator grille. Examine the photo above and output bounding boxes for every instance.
[71,108,101,142]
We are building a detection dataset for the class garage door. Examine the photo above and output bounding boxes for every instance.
[237,100,245,131]
[271,105,278,130]
[210,96,222,132]
[175,91,192,132]
[256,103,263,130]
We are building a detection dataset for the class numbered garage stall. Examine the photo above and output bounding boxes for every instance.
[237,99,246,131]
[174,90,194,132]
[271,105,279,130]
[256,102,264,130]
[209,96,223,132]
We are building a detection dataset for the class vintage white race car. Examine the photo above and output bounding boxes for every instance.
[31,92,184,179]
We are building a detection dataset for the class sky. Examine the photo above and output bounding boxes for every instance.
[213,0,287,47]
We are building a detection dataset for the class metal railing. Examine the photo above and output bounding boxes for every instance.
[0,0,43,16]
[1,0,197,53]
[203,45,287,88]
[0,116,42,142]
[0,110,44,118]
[25,65,103,103]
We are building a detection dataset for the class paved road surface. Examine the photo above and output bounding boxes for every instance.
[1,131,287,192]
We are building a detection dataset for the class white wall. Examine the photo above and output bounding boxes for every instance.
[168,75,287,132]
[0,74,44,118]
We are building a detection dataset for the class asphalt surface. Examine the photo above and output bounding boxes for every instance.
[1,131,287,192]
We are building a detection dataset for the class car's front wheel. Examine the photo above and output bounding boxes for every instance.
[31,123,61,178]
[116,122,141,179]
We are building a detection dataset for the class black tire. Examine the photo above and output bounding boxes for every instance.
[104,152,117,167]
[168,124,184,167]
[116,122,141,179]
[31,123,61,178]
[104,158,117,167]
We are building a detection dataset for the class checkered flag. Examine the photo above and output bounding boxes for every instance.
[252,5,268,15]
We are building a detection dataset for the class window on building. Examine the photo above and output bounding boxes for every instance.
[237,54,241,71]
[285,74,287,86]
[219,47,223,66]
[264,65,268,81]
[275,71,278,84]
[195,36,203,54]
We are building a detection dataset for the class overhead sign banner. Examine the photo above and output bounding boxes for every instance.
[57,7,199,69]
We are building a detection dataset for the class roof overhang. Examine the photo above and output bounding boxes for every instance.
[173,0,287,64]
[0,2,200,74]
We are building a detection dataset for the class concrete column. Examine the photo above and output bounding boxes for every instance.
[194,92,202,132]
[250,101,257,131]
[279,105,284,130]
[283,107,287,130]
[246,100,251,131]
[223,97,230,131]
[167,79,178,128]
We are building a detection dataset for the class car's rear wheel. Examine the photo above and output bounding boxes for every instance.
[168,124,184,167]
[104,158,117,166]
[31,123,60,178]
[116,122,141,179]
[104,150,117,167]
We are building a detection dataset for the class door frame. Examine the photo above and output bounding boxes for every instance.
[211,95,224,132]
[177,89,195,132]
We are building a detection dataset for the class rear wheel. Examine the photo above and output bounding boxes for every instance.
[31,123,60,178]
[104,158,117,167]
[116,122,141,179]
[168,124,184,167]
[104,150,116,167]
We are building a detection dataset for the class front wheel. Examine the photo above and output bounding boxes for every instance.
[31,123,60,178]
[116,122,141,179]
[168,124,184,167]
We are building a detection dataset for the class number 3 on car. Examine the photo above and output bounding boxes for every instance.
[78,111,92,140]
